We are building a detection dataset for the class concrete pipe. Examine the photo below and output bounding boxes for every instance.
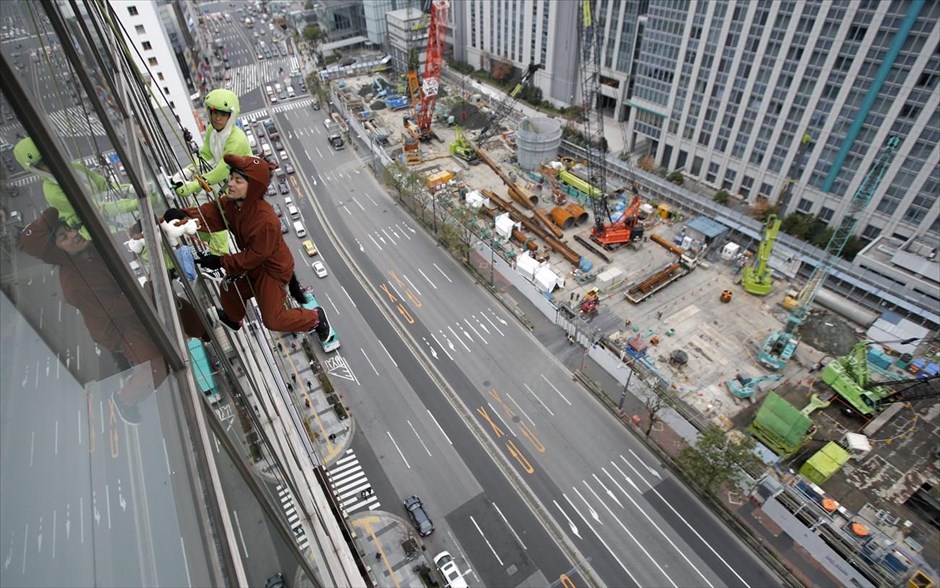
[551,206,575,229]
[564,203,589,225]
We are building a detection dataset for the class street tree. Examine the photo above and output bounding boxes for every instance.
[641,390,669,437]
[676,425,759,496]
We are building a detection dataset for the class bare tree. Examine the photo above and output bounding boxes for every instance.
[642,390,669,437]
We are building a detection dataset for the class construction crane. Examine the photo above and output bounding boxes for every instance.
[450,63,542,165]
[758,135,902,371]
[741,214,782,295]
[404,0,449,142]
[575,0,641,250]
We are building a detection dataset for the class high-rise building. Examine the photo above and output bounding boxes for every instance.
[452,0,644,121]
[364,0,421,48]
[111,0,202,144]
[626,0,939,243]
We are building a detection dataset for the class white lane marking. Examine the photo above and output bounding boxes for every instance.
[553,499,581,539]
[180,536,193,587]
[407,420,432,457]
[447,326,470,352]
[321,293,340,315]
[316,147,323,158]
[99,401,104,434]
[487,402,517,437]
[541,373,572,405]
[469,515,503,565]
[387,431,410,468]
[523,383,554,416]
[620,455,749,586]
[506,393,535,427]
[463,318,487,345]
[396,223,412,239]
[572,486,601,524]
[403,274,421,296]
[592,472,623,509]
[473,314,491,335]
[365,193,378,206]
[629,448,662,479]
[361,348,379,376]
[430,333,453,361]
[433,263,452,282]
[381,227,395,243]
[341,204,352,215]
[492,502,526,550]
[368,234,382,250]
[54,420,58,456]
[379,340,398,367]
[105,484,112,530]
[353,197,365,211]
[30,431,34,467]
[163,437,173,477]
[341,286,358,308]
[427,410,452,445]
[21,524,27,574]
[566,492,643,586]
[233,510,249,558]
[608,461,713,586]
[417,268,437,289]
[582,480,676,587]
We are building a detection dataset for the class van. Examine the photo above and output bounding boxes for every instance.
[293,220,306,238]
[287,204,299,218]
[262,143,273,157]
[274,83,283,94]
[287,86,295,98]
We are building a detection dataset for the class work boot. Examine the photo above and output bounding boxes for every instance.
[216,307,242,331]
[307,306,330,342]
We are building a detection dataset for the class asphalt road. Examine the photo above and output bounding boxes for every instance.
[266,94,780,586]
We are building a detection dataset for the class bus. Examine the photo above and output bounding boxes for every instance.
[187,339,222,404]
[301,293,340,352]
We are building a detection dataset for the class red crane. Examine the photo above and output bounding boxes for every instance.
[407,0,449,141]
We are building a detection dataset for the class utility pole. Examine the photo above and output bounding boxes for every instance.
[617,356,635,411]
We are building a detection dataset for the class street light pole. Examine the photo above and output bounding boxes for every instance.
[618,355,635,411]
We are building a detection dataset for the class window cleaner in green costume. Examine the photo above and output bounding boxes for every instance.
[169,88,251,255]
[14,137,139,241]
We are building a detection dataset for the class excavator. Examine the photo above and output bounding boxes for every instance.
[726,372,783,399]
[741,214,781,296]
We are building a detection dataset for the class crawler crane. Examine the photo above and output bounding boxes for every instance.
[758,135,901,371]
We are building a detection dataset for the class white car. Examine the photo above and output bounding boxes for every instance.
[433,552,467,588]
[312,260,327,278]
[279,150,289,161]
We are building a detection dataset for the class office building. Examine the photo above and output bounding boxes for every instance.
[111,0,202,143]
[625,0,939,245]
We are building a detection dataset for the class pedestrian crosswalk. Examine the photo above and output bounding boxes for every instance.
[276,484,311,551]
[240,98,314,124]
[8,174,38,188]
[229,57,301,97]
[48,106,106,138]
[325,449,380,514]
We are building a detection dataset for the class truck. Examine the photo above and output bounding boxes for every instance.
[324,120,345,149]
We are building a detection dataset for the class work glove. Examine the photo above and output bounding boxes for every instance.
[163,208,189,223]
[170,167,195,186]
[175,180,201,197]
[196,253,223,271]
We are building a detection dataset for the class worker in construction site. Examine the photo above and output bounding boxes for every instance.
[14,136,139,241]
[170,88,251,254]
[163,154,330,339]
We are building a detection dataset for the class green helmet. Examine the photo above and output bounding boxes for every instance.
[204,88,239,116]
[14,137,42,171]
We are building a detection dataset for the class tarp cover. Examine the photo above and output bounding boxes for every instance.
[534,265,562,292]
[516,252,540,279]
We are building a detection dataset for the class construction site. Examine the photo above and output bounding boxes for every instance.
[314,1,940,584]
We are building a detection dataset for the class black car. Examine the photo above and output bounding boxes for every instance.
[265,572,286,588]
[278,181,289,195]
[403,495,434,537]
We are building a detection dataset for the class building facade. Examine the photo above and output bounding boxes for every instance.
[452,0,644,118]
[625,0,939,244]
[364,0,422,48]
[111,0,201,143]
